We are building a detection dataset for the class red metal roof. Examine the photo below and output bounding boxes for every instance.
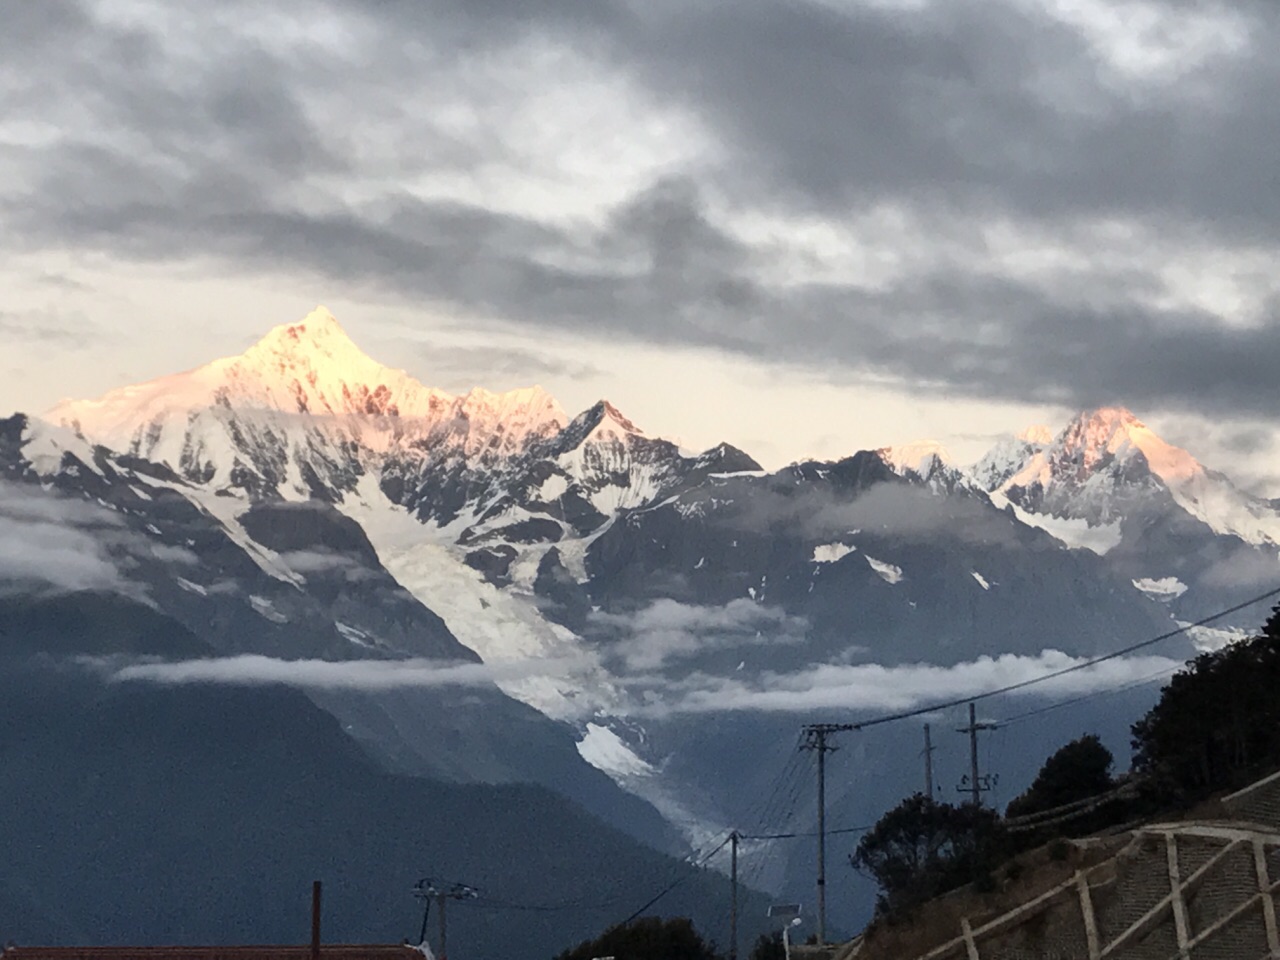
[2,947,424,960]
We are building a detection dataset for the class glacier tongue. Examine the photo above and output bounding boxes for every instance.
[336,475,619,721]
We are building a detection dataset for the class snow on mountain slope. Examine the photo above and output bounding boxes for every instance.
[20,417,107,479]
[337,475,618,719]
[445,402,762,588]
[986,488,1124,555]
[971,431,1049,491]
[978,407,1280,546]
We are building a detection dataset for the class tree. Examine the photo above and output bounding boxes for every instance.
[852,794,1006,918]
[1005,734,1123,844]
[1007,734,1113,819]
[1133,606,1280,801]
[554,916,721,960]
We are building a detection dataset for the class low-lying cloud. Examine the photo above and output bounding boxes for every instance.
[0,481,138,598]
[712,477,1024,547]
[589,598,808,670]
[101,653,591,690]
[97,643,1188,731]
[630,650,1183,718]
[279,549,379,582]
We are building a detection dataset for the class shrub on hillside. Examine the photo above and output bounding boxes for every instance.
[852,794,1007,918]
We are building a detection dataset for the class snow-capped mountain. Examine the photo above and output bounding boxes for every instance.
[49,307,568,502]
[24,307,769,844]
[0,408,677,850]
[49,307,750,552]
[973,407,1280,622]
[977,407,1280,544]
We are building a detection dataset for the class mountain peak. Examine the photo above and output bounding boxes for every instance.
[46,308,573,492]
[232,306,394,393]
[598,400,642,435]
[244,305,348,352]
[1059,407,1200,483]
[878,439,953,478]
[1066,406,1141,435]
[1017,424,1054,445]
[978,406,1280,548]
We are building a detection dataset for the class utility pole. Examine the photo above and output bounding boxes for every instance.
[955,702,999,806]
[730,830,740,960]
[413,878,478,960]
[310,880,322,960]
[802,722,856,945]
[923,724,935,799]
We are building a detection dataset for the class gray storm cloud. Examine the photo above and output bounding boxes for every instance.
[3,0,1279,422]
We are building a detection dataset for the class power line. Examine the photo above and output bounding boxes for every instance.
[742,749,813,891]
[616,831,734,926]
[470,893,631,913]
[739,823,874,840]
[464,831,736,921]
[996,662,1180,726]
[833,586,1280,733]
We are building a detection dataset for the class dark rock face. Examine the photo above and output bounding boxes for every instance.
[574,457,1174,670]
[240,501,382,565]
[464,545,518,581]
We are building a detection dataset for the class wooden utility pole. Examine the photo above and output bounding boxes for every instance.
[923,724,935,799]
[730,830,740,960]
[412,878,477,960]
[802,722,856,944]
[310,880,322,960]
[438,891,448,960]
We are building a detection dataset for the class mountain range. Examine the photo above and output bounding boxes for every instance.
[6,306,1278,951]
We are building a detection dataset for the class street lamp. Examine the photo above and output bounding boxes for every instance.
[782,917,803,960]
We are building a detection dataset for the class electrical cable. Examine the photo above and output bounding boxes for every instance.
[836,586,1280,732]
[739,823,874,840]
[466,831,735,917]
[615,831,735,926]
[743,749,813,890]
[995,661,1181,726]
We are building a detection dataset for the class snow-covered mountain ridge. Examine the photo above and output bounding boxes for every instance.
[49,307,569,497]
[959,407,1280,626]
[974,407,1280,548]
[47,308,753,541]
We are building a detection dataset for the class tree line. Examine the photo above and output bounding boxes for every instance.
[854,604,1280,921]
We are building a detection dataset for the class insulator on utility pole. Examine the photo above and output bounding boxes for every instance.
[955,702,999,806]
[412,877,478,960]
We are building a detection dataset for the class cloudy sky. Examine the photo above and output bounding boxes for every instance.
[3,0,1278,478]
